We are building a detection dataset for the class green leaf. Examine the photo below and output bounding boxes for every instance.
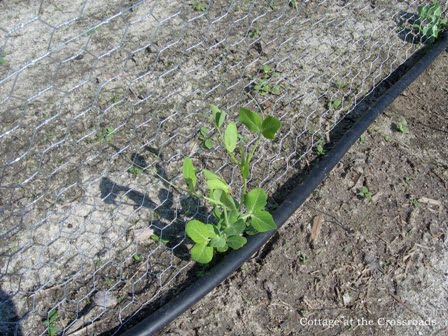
[203,169,230,193]
[239,107,262,133]
[216,244,229,253]
[219,190,237,211]
[224,219,246,236]
[204,139,214,149]
[261,116,281,140]
[227,235,247,250]
[183,158,197,192]
[191,243,214,264]
[211,104,226,129]
[210,236,227,249]
[250,209,276,232]
[186,220,217,244]
[244,188,267,214]
[224,122,238,153]
[270,85,281,95]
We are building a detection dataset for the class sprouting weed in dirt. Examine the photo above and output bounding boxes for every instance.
[328,98,342,110]
[358,134,367,144]
[132,254,144,263]
[334,79,348,90]
[198,126,214,149]
[315,140,326,156]
[128,166,144,175]
[410,197,421,208]
[395,117,409,134]
[253,65,281,96]
[298,252,308,264]
[414,0,448,40]
[192,2,206,12]
[357,186,373,202]
[181,105,281,263]
[289,0,298,9]
[150,234,169,244]
[97,127,115,142]
[248,28,260,38]
[43,308,59,336]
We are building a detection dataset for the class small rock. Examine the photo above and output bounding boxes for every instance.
[133,227,154,244]
[342,293,351,306]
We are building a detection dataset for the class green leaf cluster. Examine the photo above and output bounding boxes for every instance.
[192,2,206,12]
[198,126,214,149]
[414,1,448,40]
[43,309,59,336]
[182,106,281,263]
[254,65,281,96]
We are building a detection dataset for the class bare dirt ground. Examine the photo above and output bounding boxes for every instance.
[161,49,448,336]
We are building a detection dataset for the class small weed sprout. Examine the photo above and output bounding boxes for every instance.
[316,140,326,156]
[43,309,59,336]
[248,28,260,38]
[396,117,410,134]
[328,98,342,110]
[414,0,448,40]
[192,2,206,12]
[97,127,115,142]
[410,197,421,208]
[198,126,214,149]
[182,105,281,263]
[132,254,144,263]
[253,65,281,96]
[358,186,373,202]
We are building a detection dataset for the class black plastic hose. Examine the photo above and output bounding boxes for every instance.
[120,33,448,336]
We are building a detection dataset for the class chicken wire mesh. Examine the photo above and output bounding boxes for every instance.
[0,0,447,335]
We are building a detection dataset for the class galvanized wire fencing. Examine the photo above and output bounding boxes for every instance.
[0,0,446,335]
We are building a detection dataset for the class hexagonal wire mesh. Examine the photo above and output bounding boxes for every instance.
[0,0,447,335]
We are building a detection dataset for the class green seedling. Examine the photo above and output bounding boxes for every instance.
[128,166,144,175]
[132,254,144,263]
[410,197,421,208]
[316,140,326,156]
[329,98,342,110]
[198,126,214,149]
[192,2,206,12]
[396,117,409,134]
[248,28,260,38]
[358,186,373,202]
[43,308,59,336]
[254,65,281,96]
[289,0,298,9]
[182,105,281,263]
[359,134,367,144]
[414,0,448,40]
[150,234,169,244]
[97,127,115,142]
[334,79,348,90]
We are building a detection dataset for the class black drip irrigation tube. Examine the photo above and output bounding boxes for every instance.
[121,34,448,336]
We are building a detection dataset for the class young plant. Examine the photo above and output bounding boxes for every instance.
[414,0,448,40]
[192,2,206,12]
[253,65,281,96]
[316,140,326,156]
[395,117,409,134]
[248,28,260,38]
[198,126,214,149]
[97,127,115,142]
[43,308,59,336]
[183,105,281,263]
[357,186,373,202]
[328,98,342,110]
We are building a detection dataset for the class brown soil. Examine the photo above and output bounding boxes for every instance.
[161,50,448,336]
